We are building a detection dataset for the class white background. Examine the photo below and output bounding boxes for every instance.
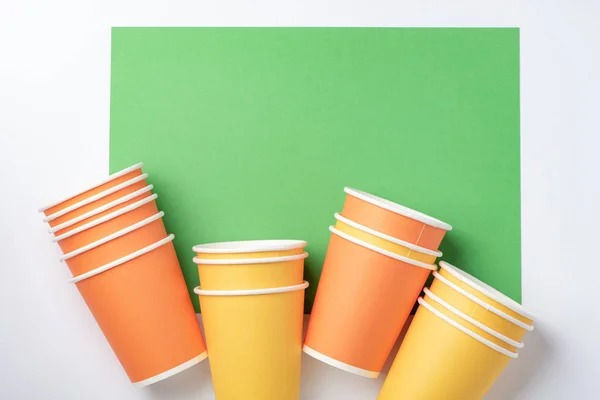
[1,0,599,398]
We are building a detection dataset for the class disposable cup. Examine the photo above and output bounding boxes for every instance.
[430,271,533,342]
[44,173,149,228]
[38,162,144,216]
[50,184,154,236]
[334,213,441,264]
[423,288,523,352]
[303,226,434,377]
[193,239,306,260]
[70,235,207,386]
[61,212,167,277]
[341,187,451,251]
[377,298,517,400]
[195,281,308,400]
[53,194,159,254]
[438,261,535,325]
[194,252,307,291]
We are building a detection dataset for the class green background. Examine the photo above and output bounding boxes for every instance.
[109,28,520,313]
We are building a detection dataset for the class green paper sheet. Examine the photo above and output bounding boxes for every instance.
[109,27,520,313]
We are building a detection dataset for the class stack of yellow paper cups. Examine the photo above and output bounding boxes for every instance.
[378,261,535,400]
[38,162,207,386]
[192,240,309,400]
[304,188,452,378]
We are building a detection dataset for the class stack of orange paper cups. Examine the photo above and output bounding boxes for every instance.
[378,261,535,399]
[38,162,207,387]
[192,240,309,400]
[304,188,452,378]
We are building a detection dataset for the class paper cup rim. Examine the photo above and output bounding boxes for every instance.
[38,162,144,213]
[439,261,536,320]
[49,184,154,233]
[344,187,452,231]
[329,226,437,271]
[42,173,149,223]
[52,194,158,243]
[193,251,308,265]
[334,213,442,257]
[68,234,174,284]
[423,288,524,349]
[418,298,518,358]
[192,239,307,254]
[302,345,379,378]
[132,352,208,387]
[60,211,165,261]
[193,280,309,296]
[433,271,534,331]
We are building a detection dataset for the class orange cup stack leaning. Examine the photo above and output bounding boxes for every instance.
[38,162,207,387]
[304,187,451,378]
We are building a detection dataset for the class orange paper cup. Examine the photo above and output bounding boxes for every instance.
[423,288,523,353]
[38,162,144,217]
[61,212,167,277]
[70,235,207,386]
[44,173,150,228]
[53,194,159,254]
[50,184,154,236]
[193,239,306,260]
[430,271,534,341]
[334,213,441,264]
[378,298,517,400]
[303,226,435,377]
[438,261,535,325]
[194,252,307,291]
[341,187,452,251]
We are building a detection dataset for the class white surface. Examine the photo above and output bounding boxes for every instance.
[0,0,599,399]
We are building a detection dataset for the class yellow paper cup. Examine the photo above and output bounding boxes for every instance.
[378,298,517,400]
[194,252,307,291]
[438,261,535,325]
[195,281,308,400]
[334,213,441,263]
[430,271,534,341]
[193,239,306,260]
[423,288,523,353]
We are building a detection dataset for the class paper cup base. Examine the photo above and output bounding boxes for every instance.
[132,352,208,387]
[302,345,379,378]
